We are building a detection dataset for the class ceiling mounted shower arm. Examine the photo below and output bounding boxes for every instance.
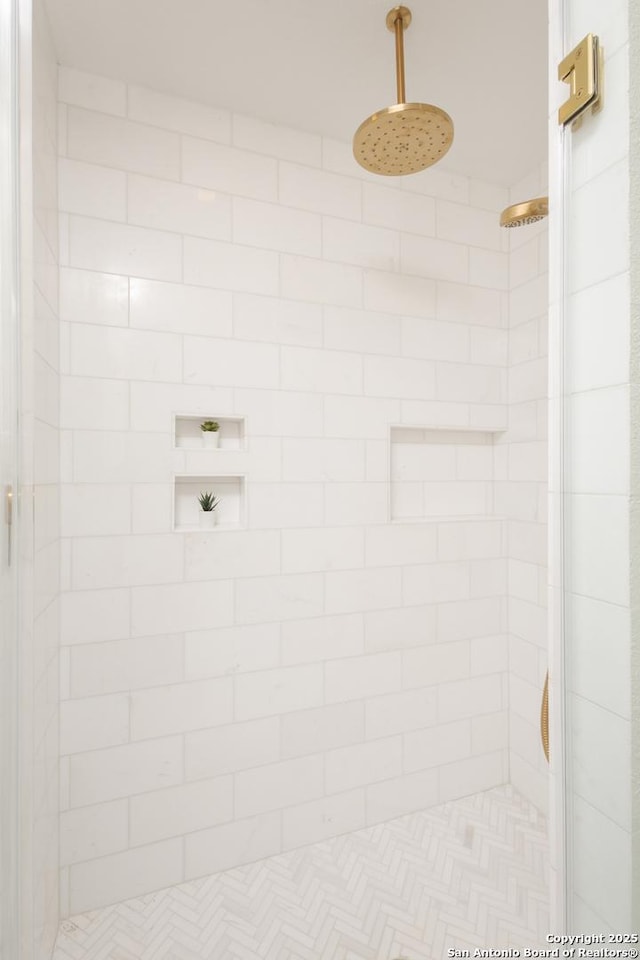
[393,15,406,103]
[387,6,412,105]
[353,5,453,176]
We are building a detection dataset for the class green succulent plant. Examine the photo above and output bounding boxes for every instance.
[200,420,220,432]
[198,491,221,512]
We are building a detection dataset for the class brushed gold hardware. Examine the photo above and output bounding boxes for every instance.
[353,6,454,176]
[540,671,549,763]
[500,196,549,228]
[387,6,411,103]
[385,5,411,31]
[558,34,601,127]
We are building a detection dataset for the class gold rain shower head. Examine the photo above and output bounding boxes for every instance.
[500,196,549,228]
[353,6,454,176]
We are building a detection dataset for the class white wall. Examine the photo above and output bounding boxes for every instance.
[18,0,60,954]
[549,0,633,931]
[56,67,519,915]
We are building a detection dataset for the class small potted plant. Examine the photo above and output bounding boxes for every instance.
[200,420,220,449]
[198,491,221,529]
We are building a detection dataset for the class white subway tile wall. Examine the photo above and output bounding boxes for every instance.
[25,1,61,952]
[502,164,549,814]
[56,66,546,916]
[552,2,632,929]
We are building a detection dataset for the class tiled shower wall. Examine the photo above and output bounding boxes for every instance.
[56,67,530,916]
[557,0,633,928]
[20,0,60,954]
[504,165,549,813]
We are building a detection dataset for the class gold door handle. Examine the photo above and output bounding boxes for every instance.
[540,671,549,763]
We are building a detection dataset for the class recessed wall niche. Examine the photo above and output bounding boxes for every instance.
[174,475,245,531]
[174,415,245,450]
[390,426,500,521]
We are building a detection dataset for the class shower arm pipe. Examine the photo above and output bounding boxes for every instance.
[394,14,406,103]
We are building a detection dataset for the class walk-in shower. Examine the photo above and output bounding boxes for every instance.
[3,0,638,956]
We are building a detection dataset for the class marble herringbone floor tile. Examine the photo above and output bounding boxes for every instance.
[53,785,549,960]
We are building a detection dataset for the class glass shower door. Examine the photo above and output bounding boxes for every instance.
[550,0,636,932]
[0,0,21,955]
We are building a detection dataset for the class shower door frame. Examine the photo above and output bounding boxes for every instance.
[0,0,22,956]
[549,0,639,931]
[548,0,570,927]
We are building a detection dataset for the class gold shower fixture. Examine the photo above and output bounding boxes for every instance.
[540,671,550,763]
[353,6,454,176]
[500,196,549,228]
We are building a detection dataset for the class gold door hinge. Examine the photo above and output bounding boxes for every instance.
[558,34,602,128]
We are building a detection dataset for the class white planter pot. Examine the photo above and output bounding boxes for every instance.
[199,510,217,530]
[202,431,220,448]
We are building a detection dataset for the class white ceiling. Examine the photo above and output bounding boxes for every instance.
[44,0,548,186]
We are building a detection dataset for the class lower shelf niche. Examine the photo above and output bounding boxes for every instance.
[390,426,498,521]
[174,475,245,531]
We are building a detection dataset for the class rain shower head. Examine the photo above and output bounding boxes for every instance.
[500,196,549,228]
[353,6,454,176]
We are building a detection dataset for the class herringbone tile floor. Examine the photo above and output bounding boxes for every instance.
[53,785,549,960]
